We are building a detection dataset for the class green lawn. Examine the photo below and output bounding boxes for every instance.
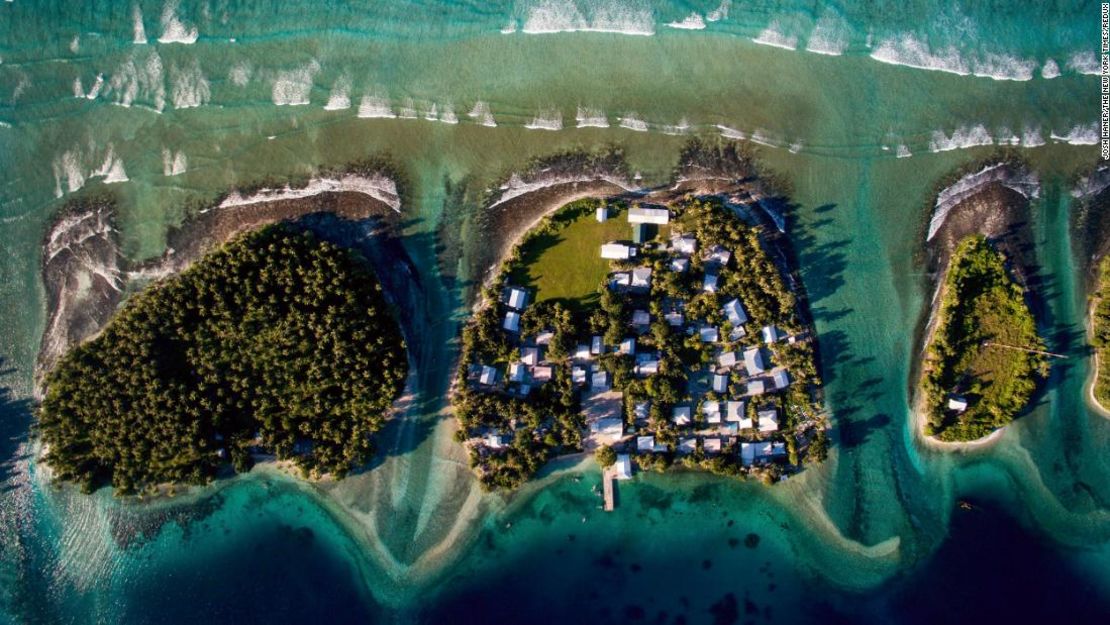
[508,203,641,311]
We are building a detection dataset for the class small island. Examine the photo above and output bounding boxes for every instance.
[38,224,408,495]
[1091,256,1110,410]
[920,235,1047,442]
[453,196,826,491]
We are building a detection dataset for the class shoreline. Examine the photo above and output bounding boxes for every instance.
[909,161,1041,451]
[1084,298,1110,418]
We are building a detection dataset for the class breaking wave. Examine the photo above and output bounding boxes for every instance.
[469,101,497,127]
[666,13,705,31]
[323,75,352,110]
[272,60,319,106]
[928,125,994,152]
[158,0,198,44]
[525,107,563,130]
[218,173,401,212]
[752,22,798,51]
[1066,51,1099,75]
[52,143,129,198]
[1050,122,1099,145]
[107,50,166,110]
[618,113,648,132]
[871,34,1037,81]
[575,106,608,128]
[357,94,396,119]
[927,163,1040,240]
[162,147,187,176]
[132,4,147,44]
[169,58,210,109]
[1041,59,1060,79]
[805,13,850,56]
[228,60,252,87]
[519,0,654,36]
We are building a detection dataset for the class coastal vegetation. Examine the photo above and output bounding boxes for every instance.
[1091,255,1110,408]
[921,235,1046,441]
[454,195,825,491]
[38,224,407,494]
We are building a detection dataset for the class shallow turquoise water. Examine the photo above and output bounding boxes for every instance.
[1,1,1108,623]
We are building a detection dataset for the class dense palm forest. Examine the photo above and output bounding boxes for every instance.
[38,224,407,494]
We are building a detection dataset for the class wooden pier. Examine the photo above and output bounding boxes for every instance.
[602,468,616,512]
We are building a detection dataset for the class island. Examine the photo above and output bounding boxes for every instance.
[919,235,1047,441]
[453,195,827,491]
[1091,256,1110,410]
[37,224,408,495]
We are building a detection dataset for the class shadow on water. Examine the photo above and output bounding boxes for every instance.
[0,358,32,494]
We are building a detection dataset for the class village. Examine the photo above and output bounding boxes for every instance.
[455,197,825,495]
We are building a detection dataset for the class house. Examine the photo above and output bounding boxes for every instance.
[672,235,697,256]
[591,417,623,442]
[704,438,722,454]
[614,454,633,479]
[574,343,592,360]
[532,365,553,383]
[772,369,790,390]
[503,311,521,333]
[610,272,631,289]
[771,442,787,458]
[485,433,508,449]
[516,383,532,397]
[729,325,747,341]
[672,406,692,426]
[705,245,732,266]
[627,206,670,225]
[637,436,655,452]
[632,222,648,244]
[596,206,609,222]
[740,442,756,466]
[536,330,554,345]
[723,298,748,326]
[747,379,766,396]
[521,346,539,366]
[635,359,659,376]
[601,242,636,260]
[572,365,588,385]
[725,400,746,423]
[591,335,603,355]
[704,400,723,424]
[761,325,779,344]
[718,351,738,369]
[743,347,766,376]
[712,373,729,394]
[631,267,652,289]
[757,409,779,432]
[631,309,651,328]
[948,395,969,412]
[592,371,611,391]
[509,362,526,383]
[479,365,498,386]
[670,257,690,273]
[619,338,636,355]
[678,438,697,454]
[505,286,529,310]
[665,311,684,327]
[702,271,719,293]
[699,326,719,343]
[633,402,650,421]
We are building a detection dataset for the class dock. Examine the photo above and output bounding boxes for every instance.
[602,468,616,511]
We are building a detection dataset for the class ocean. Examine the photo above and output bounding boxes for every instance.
[1,1,1108,623]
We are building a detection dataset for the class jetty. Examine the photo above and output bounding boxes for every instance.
[602,468,616,511]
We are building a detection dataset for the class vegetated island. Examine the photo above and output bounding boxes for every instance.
[453,194,827,491]
[915,159,1048,443]
[919,235,1047,441]
[38,224,407,494]
[1090,255,1110,411]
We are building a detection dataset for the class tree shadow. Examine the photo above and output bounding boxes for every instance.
[831,413,892,450]
[0,359,33,494]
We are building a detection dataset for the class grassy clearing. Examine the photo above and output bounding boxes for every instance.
[508,200,657,312]
[922,235,1046,441]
